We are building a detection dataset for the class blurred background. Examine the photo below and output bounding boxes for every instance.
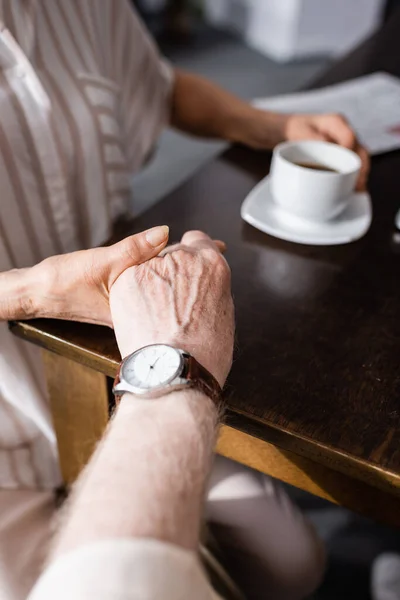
[134,0,393,61]
[133,0,400,61]
[131,0,395,214]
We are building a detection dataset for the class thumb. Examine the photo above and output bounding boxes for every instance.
[106,225,169,288]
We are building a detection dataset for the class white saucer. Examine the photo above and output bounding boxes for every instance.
[241,175,372,246]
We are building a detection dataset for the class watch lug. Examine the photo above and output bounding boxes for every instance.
[112,381,124,395]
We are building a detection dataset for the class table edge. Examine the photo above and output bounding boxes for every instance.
[9,320,119,378]
[10,319,400,498]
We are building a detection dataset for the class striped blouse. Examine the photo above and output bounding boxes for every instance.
[0,0,173,488]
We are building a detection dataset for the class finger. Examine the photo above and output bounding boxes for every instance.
[106,226,169,286]
[184,237,223,253]
[314,114,369,190]
[159,238,226,257]
[320,114,356,149]
[158,242,184,256]
[114,226,170,263]
[214,240,227,254]
[180,230,213,246]
[355,144,370,191]
[180,230,225,254]
[303,130,330,142]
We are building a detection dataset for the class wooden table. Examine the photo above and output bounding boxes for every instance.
[11,12,400,525]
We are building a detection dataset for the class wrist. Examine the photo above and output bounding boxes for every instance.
[28,258,59,319]
[116,389,220,432]
[0,267,42,321]
[30,255,79,321]
[230,107,289,150]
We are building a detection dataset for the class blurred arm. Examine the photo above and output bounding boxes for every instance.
[169,70,370,189]
[170,69,287,149]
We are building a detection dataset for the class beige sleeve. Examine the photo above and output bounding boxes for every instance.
[28,539,222,600]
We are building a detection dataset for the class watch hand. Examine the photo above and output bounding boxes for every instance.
[151,355,163,370]
[150,351,167,370]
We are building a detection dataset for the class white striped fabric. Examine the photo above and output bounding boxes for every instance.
[0,0,173,489]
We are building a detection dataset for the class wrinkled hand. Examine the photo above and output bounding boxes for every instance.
[31,226,169,326]
[284,113,370,190]
[110,231,235,387]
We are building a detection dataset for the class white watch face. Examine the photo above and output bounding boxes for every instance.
[122,345,183,392]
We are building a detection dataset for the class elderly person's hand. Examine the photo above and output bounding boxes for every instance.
[5,226,170,326]
[110,230,235,387]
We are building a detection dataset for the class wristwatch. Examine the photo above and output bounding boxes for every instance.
[112,344,222,405]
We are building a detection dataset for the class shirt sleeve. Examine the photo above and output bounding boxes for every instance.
[109,0,175,171]
[28,539,222,600]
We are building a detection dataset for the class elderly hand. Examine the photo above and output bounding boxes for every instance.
[27,226,169,326]
[110,230,235,387]
[282,112,370,191]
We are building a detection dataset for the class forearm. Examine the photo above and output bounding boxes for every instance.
[0,267,39,321]
[51,389,219,560]
[170,69,288,149]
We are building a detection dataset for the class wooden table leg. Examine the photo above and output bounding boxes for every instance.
[42,350,110,485]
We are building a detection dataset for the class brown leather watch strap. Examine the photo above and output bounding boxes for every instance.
[182,353,222,406]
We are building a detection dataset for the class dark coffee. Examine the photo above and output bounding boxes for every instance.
[294,161,339,173]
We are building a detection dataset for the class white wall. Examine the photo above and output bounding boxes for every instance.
[204,0,386,62]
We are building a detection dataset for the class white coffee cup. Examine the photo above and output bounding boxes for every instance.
[270,140,361,222]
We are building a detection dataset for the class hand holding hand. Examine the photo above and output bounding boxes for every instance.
[110,230,235,387]
[30,226,169,326]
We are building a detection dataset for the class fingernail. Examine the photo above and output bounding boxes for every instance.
[145,226,169,247]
